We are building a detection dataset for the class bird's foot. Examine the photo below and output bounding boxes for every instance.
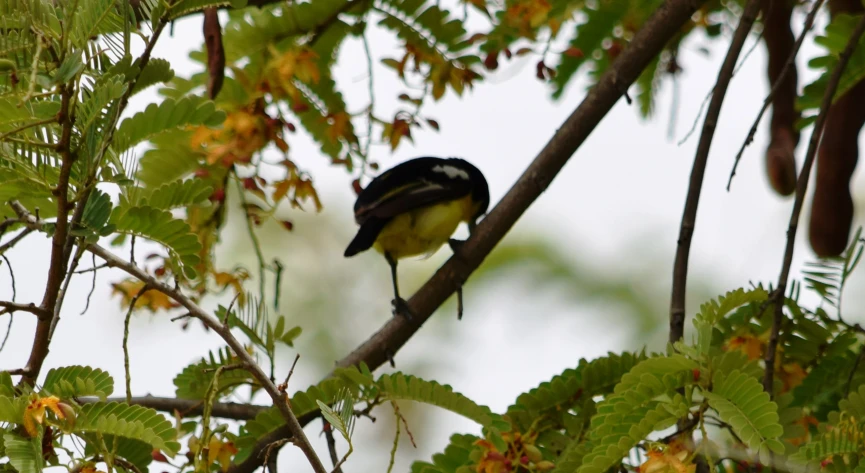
[391,297,415,321]
[456,286,464,321]
[448,238,466,253]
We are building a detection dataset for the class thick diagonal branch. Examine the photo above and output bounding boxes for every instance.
[763,11,865,394]
[669,0,762,344]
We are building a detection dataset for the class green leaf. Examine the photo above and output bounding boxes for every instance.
[123,178,213,210]
[316,388,355,442]
[77,77,127,136]
[3,433,42,473]
[704,369,785,461]
[109,205,202,277]
[136,146,200,187]
[77,402,180,455]
[132,58,175,96]
[579,395,690,473]
[113,96,225,152]
[79,189,114,236]
[0,395,26,424]
[173,347,255,399]
[169,0,238,19]
[507,351,646,431]
[789,426,862,465]
[799,14,865,117]
[42,365,114,400]
[237,377,357,450]
[376,372,510,433]
[410,433,480,473]
[0,372,14,397]
[54,51,84,84]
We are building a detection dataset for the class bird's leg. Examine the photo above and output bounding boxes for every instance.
[384,348,396,368]
[386,252,414,321]
[447,239,467,320]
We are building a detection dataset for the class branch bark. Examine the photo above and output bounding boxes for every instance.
[763,11,865,395]
[79,396,269,421]
[87,244,328,473]
[668,0,762,345]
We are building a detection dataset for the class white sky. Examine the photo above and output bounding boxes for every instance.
[3,5,865,473]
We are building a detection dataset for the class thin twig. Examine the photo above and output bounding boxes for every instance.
[669,0,762,345]
[0,314,11,354]
[124,284,150,404]
[87,244,328,473]
[2,254,15,301]
[0,301,50,318]
[323,421,343,473]
[847,345,865,396]
[80,253,98,315]
[390,400,416,448]
[763,12,865,395]
[386,404,400,473]
[727,0,827,190]
[0,228,34,255]
[279,353,301,391]
[235,177,267,304]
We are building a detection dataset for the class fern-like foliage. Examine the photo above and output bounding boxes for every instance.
[693,287,770,356]
[76,402,180,455]
[108,204,202,277]
[579,394,690,473]
[409,433,481,473]
[112,96,225,152]
[122,178,213,210]
[173,347,255,400]
[704,369,785,461]
[802,227,864,311]
[376,0,470,57]
[42,365,114,400]
[0,395,27,424]
[789,426,863,465]
[376,372,510,433]
[168,0,247,21]
[236,376,355,455]
[131,58,175,96]
[220,0,354,61]
[799,14,865,127]
[136,145,201,187]
[507,351,646,431]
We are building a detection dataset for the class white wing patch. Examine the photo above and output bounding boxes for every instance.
[432,164,469,180]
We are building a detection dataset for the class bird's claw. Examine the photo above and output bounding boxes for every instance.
[391,297,415,321]
[448,238,466,253]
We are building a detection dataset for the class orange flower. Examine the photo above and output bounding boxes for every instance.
[23,395,66,437]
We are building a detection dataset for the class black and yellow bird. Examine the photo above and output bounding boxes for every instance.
[344,157,490,320]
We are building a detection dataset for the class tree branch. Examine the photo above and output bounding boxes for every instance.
[80,396,269,420]
[763,11,865,395]
[0,301,51,318]
[727,0,827,190]
[19,82,77,386]
[668,0,762,344]
[87,244,328,473]
[227,1,708,472]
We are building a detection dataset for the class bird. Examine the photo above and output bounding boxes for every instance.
[344,156,490,320]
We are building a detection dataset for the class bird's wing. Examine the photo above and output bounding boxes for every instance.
[354,179,469,223]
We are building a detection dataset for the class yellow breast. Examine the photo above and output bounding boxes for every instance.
[373,195,476,260]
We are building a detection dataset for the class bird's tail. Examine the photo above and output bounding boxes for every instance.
[344,218,387,257]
